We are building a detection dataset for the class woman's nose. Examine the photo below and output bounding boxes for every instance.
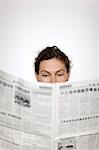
[50,75,56,83]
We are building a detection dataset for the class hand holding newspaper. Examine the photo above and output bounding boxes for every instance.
[0,70,99,150]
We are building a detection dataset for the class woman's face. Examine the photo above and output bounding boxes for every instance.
[36,58,70,83]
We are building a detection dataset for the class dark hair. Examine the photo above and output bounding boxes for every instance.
[34,46,71,74]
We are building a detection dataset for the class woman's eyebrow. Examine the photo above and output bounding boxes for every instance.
[40,69,66,74]
[56,69,66,74]
[40,70,50,74]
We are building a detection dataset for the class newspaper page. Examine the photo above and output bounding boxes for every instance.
[0,70,55,136]
[0,70,54,150]
[54,80,99,150]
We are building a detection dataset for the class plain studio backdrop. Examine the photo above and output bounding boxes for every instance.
[0,0,99,83]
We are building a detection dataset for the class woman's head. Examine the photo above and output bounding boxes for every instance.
[34,46,71,83]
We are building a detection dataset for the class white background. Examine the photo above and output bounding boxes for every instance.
[0,0,99,82]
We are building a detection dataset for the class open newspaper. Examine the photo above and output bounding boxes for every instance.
[0,69,99,150]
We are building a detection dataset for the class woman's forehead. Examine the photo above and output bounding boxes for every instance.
[39,58,66,73]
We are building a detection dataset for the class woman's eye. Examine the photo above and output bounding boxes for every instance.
[58,74,64,76]
[42,74,48,77]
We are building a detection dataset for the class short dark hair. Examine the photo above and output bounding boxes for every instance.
[34,46,71,74]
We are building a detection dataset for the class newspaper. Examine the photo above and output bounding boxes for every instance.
[0,70,99,150]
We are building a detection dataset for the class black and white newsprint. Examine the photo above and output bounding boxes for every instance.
[0,70,99,150]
